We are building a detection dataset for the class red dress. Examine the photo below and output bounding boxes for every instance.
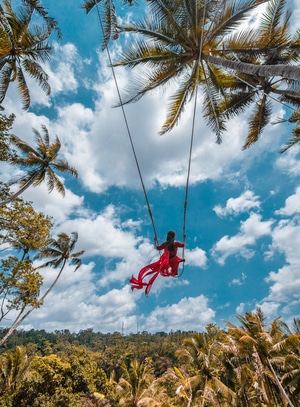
[129,241,184,295]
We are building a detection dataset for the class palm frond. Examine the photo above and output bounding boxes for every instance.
[219,90,256,120]
[101,0,116,50]
[260,0,288,39]
[9,135,38,157]
[38,125,50,151]
[29,169,45,188]
[223,28,265,53]
[243,96,272,148]
[52,160,78,178]
[0,64,12,103]
[44,168,62,195]
[113,38,179,69]
[146,0,184,36]
[81,0,105,14]
[206,0,269,43]
[279,123,300,153]
[160,66,199,134]
[114,53,188,106]
[16,64,30,112]
[119,19,180,49]
[202,64,227,143]
[0,3,15,48]
[21,59,50,96]
[8,168,40,187]
[70,256,83,272]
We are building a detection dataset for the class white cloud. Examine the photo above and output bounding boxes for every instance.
[139,296,215,333]
[214,190,261,217]
[258,301,281,319]
[212,213,273,265]
[21,182,84,226]
[47,42,80,95]
[22,264,138,333]
[262,214,300,315]
[275,186,300,216]
[230,272,247,286]
[236,302,246,315]
[185,247,208,268]
[276,144,300,176]
[265,264,300,304]
[268,217,300,265]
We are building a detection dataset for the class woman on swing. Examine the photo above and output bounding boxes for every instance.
[129,230,185,295]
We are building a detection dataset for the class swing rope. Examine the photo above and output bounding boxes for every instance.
[178,85,197,277]
[93,1,159,241]
[178,1,206,277]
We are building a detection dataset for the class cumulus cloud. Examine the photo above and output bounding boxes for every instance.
[262,211,300,316]
[186,247,208,267]
[21,182,84,227]
[212,213,273,265]
[265,262,300,305]
[214,190,261,217]
[139,296,215,333]
[276,144,300,176]
[22,264,138,333]
[47,42,80,95]
[275,186,300,216]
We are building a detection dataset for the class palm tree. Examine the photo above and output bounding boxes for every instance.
[0,0,59,110]
[225,308,298,407]
[112,0,300,145]
[0,346,31,396]
[0,124,78,206]
[176,331,236,406]
[276,319,300,406]
[115,358,156,406]
[0,232,84,346]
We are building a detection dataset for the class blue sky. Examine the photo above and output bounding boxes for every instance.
[1,0,300,334]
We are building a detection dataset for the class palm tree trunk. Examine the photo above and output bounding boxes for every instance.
[0,306,27,346]
[0,260,66,346]
[267,357,295,407]
[269,87,300,100]
[204,54,300,81]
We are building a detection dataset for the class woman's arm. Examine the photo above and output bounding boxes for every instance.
[175,241,185,248]
[156,242,166,250]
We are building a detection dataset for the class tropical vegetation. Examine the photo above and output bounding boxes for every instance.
[0,309,299,406]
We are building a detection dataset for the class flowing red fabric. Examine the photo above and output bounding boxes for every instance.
[130,249,183,295]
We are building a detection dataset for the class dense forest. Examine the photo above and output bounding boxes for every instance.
[1,0,300,405]
[0,309,300,406]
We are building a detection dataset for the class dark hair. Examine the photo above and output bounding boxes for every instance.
[166,230,175,241]
[166,230,175,252]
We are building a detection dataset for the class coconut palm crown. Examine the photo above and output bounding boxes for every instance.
[112,0,300,147]
[0,125,78,206]
[0,0,59,110]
